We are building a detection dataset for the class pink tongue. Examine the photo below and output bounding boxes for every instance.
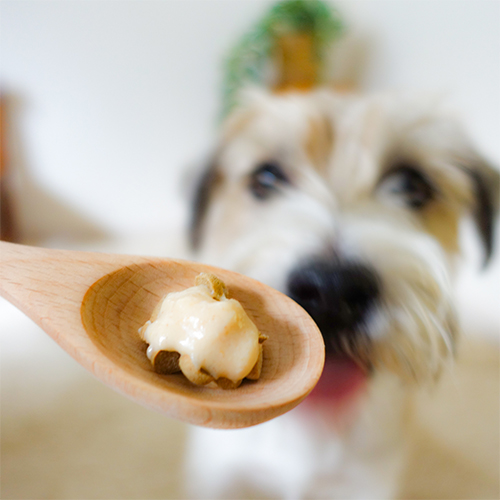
[306,357,367,406]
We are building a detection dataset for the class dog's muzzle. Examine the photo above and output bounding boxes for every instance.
[286,259,381,360]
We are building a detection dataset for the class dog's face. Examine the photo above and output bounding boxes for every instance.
[189,89,498,383]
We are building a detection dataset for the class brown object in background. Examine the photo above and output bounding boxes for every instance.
[0,96,19,242]
[273,32,318,92]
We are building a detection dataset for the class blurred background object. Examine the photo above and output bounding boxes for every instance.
[221,0,345,115]
[1,1,498,498]
[0,95,19,242]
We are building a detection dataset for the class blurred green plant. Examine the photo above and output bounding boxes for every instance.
[221,0,345,119]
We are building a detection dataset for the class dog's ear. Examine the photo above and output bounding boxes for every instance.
[188,159,222,251]
[462,160,500,264]
[178,153,218,251]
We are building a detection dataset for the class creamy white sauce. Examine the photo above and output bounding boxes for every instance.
[140,285,260,381]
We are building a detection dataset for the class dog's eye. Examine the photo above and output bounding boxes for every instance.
[249,162,289,200]
[380,164,435,209]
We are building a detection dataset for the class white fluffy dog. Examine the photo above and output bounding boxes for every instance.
[184,88,499,499]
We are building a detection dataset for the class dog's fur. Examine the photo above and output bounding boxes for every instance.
[184,88,499,499]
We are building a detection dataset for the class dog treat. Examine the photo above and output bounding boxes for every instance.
[139,273,267,389]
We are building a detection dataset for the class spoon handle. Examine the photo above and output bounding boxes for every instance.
[1,242,87,307]
[0,242,135,330]
[0,240,48,262]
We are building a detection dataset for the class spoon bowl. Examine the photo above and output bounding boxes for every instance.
[0,242,324,428]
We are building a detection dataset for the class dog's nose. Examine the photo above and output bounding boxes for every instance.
[286,260,381,354]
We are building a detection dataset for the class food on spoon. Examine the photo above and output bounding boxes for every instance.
[139,273,267,389]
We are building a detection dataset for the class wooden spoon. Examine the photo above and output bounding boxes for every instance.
[0,242,324,429]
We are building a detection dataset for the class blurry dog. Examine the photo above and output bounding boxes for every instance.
[184,88,499,499]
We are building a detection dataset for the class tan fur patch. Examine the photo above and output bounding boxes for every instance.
[422,203,460,255]
[420,165,474,256]
[305,116,334,172]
